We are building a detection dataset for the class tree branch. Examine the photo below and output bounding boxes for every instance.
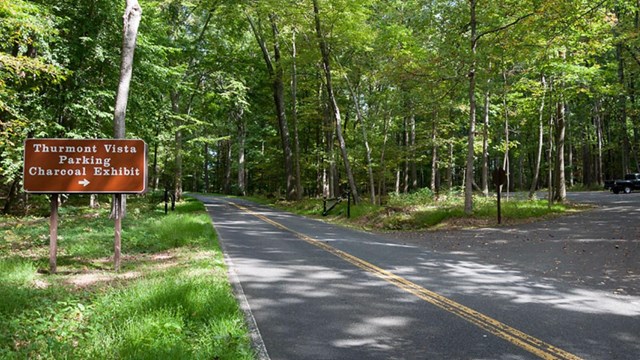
[475,12,535,44]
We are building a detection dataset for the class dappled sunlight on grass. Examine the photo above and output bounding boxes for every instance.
[0,196,254,359]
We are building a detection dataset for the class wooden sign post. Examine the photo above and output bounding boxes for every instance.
[24,138,147,273]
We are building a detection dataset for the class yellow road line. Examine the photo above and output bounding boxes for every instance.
[227,201,582,360]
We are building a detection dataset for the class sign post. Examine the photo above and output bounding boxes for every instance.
[49,194,58,273]
[24,138,147,273]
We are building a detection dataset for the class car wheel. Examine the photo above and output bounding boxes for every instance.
[624,186,632,194]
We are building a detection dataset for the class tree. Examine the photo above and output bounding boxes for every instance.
[313,0,360,204]
[112,0,142,272]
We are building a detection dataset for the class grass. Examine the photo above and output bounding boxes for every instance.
[0,195,254,360]
[261,190,581,231]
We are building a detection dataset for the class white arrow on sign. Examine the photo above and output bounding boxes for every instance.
[78,179,90,187]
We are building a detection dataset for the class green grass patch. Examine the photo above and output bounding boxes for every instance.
[263,191,579,231]
[0,196,253,359]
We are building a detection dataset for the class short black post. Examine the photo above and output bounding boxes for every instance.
[323,197,327,216]
[164,189,169,215]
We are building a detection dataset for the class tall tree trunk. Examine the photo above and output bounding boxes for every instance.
[617,40,631,175]
[409,113,417,191]
[567,104,574,187]
[378,113,390,204]
[223,139,232,194]
[548,83,555,206]
[554,100,567,202]
[431,116,439,193]
[171,92,183,201]
[595,100,604,185]
[445,142,452,189]
[482,87,490,196]
[291,31,302,199]
[502,70,510,198]
[313,0,359,204]
[582,125,592,186]
[403,117,410,194]
[247,13,296,200]
[465,0,478,215]
[204,143,210,193]
[322,92,336,198]
[529,75,546,199]
[270,15,296,200]
[112,0,141,272]
[345,75,376,204]
[113,0,142,140]
[236,108,246,196]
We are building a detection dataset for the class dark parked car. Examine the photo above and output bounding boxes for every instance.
[607,173,640,194]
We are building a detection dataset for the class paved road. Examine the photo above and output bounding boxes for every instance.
[195,192,640,360]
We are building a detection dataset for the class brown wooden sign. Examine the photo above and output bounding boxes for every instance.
[23,138,147,194]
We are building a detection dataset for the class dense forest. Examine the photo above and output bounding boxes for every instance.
[2,0,640,214]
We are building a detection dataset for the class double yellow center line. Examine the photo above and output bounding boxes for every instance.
[228,201,582,360]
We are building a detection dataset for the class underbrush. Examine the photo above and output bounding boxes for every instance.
[0,196,253,359]
[264,190,576,231]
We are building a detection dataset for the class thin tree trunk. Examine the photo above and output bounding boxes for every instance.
[223,139,232,194]
[548,81,555,206]
[529,75,546,199]
[112,0,141,272]
[595,100,604,185]
[291,31,302,199]
[582,125,591,186]
[554,100,567,202]
[431,116,438,193]
[204,143,210,193]
[113,0,142,140]
[270,15,296,199]
[171,92,183,201]
[617,37,631,175]
[313,0,359,204]
[502,69,510,199]
[410,113,417,191]
[378,113,390,204]
[447,142,455,189]
[344,75,376,204]
[482,87,490,196]
[403,117,410,194]
[567,104,574,187]
[247,13,296,200]
[237,108,246,196]
[465,0,478,215]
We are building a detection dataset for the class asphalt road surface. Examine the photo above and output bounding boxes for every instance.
[194,192,639,360]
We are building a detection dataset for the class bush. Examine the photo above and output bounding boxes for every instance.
[387,187,435,206]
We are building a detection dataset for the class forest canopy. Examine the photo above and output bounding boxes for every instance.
[2,0,639,213]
